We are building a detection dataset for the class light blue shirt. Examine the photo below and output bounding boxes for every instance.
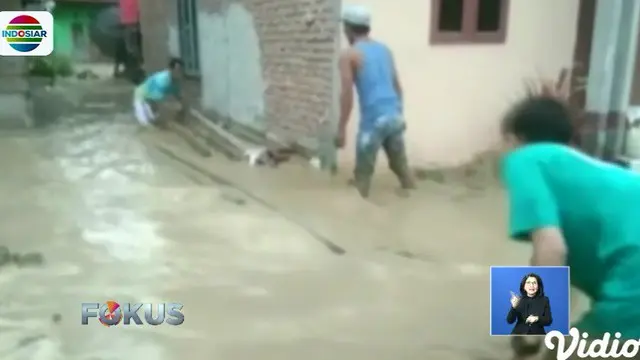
[135,70,178,101]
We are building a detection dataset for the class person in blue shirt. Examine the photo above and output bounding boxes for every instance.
[133,57,186,126]
[501,95,640,358]
[336,5,415,198]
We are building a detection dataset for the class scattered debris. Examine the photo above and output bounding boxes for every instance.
[412,149,501,189]
[244,147,294,167]
[76,69,100,80]
[0,246,44,269]
[244,148,268,166]
[188,109,298,166]
[14,252,44,267]
[220,192,246,206]
[309,157,322,169]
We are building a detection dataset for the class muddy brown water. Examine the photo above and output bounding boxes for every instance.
[0,79,586,359]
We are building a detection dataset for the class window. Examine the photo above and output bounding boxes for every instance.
[430,0,509,45]
[177,0,200,75]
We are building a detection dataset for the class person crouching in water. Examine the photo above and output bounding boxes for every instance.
[336,5,415,198]
[501,94,640,359]
[133,57,186,126]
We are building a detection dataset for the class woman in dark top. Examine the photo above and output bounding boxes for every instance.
[507,273,552,335]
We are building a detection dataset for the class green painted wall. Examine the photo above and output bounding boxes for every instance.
[53,2,110,61]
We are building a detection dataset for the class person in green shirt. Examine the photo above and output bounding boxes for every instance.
[500,95,640,359]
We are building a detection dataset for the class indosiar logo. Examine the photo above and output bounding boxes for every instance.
[0,11,53,56]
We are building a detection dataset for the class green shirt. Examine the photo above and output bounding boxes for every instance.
[502,143,640,337]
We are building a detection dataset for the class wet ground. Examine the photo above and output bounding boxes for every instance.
[0,77,538,359]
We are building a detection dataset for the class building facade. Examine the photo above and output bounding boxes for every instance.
[137,0,640,169]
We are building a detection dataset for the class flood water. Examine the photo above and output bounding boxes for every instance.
[0,78,535,359]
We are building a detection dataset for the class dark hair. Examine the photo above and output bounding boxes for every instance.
[168,57,184,69]
[344,22,370,35]
[519,273,544,298]
[501,96,574,144]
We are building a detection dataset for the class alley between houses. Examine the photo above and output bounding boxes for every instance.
[0,76,585,359]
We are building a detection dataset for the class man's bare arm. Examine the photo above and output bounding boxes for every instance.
[530,227,567,266]
[338,50,355,131]
[390,52,403,108]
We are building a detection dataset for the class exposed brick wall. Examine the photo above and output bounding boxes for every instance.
[244,0,339,139]
[198,0,340,140]
[140,0,340,141]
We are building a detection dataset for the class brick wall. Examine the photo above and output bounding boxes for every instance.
[140,0,340,143]
[233,0,339,139]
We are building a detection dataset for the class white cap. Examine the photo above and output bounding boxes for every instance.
[342,5,371,27]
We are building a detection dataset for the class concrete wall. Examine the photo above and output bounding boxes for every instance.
[139,0,173,71]
[139,0,340,144]
[340,0,581,168]
[581,0,640,158]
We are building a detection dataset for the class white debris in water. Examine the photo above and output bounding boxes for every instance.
[244,148,268,166]
[309,157,322,169]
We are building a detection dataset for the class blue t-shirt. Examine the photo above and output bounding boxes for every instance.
[501,143,640,338]
[135,70,178,101]
[352,40,401,132]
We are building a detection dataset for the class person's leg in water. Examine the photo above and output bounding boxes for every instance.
[353,116,415,197]
[353,129,383,198]
[382,120,415,191]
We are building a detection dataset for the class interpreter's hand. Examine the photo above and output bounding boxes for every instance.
[510,292,520,308]
[525,315,538,324]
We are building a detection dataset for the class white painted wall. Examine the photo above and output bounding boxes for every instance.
[339,0,580,168]
[197,4,266,130]
[168,25,179,57]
